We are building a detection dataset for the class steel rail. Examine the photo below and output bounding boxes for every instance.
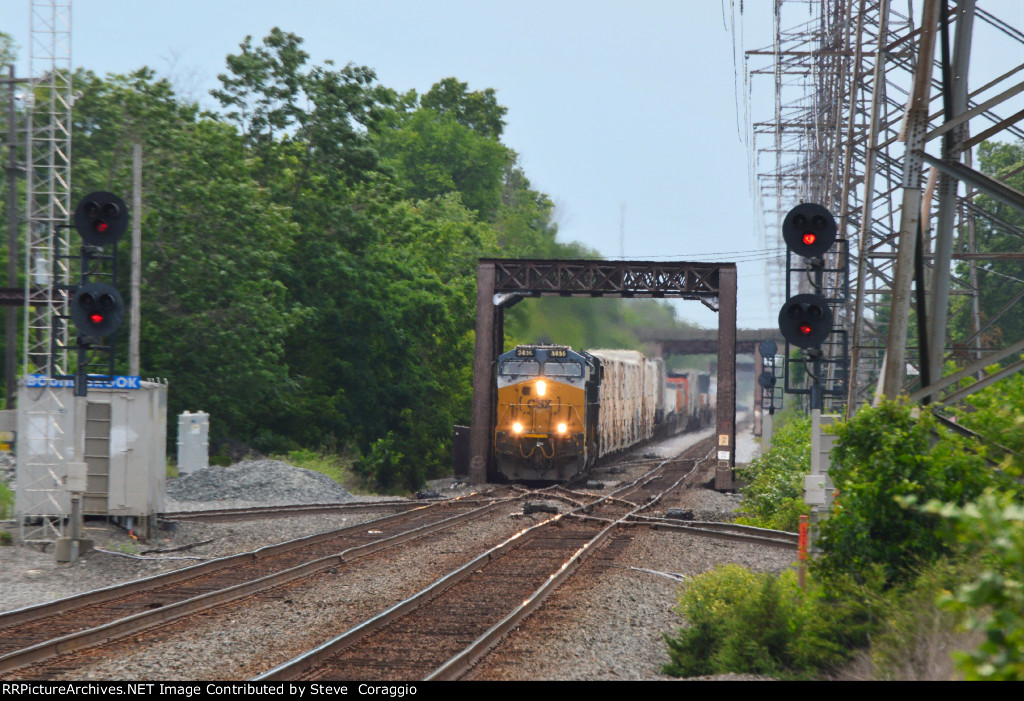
[0,498,512,675]
[0,502,438,630]
[255,444,715,681]
[163,494,507,522]
[253,513,563,681]
[426,452,710,679]
[624,516,800,549]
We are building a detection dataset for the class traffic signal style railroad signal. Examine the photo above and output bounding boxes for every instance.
[778,202,838,351]
[69,282,125,339]
[74,191,129,247]
[782,202,837,259]
[778,293,834,349]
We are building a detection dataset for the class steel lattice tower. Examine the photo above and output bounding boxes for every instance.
[746,0,1024,413]
[18,0,73,543]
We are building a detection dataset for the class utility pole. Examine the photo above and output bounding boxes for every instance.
[130,143,142,376]
[3,66,27,409]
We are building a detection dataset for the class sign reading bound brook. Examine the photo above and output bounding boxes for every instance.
[26,374,142,390]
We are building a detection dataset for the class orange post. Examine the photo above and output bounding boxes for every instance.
[798,515,809,590]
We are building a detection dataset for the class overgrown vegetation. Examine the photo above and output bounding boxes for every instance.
[666,394,1019,680]
[924,486,1024,680]
[663,565,877,678]
[814,401,996,587]
[735,414,810,532]
[281,447,368,495]
[0,481,13,520]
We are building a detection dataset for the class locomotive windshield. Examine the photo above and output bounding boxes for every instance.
[500,360,540,376]
[543,362,583,377]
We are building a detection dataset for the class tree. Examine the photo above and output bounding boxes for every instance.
[72,69,299,449]
[210,28,309,152]
[951,141,1024,349]
[373,79,514,219]
[420,77,507,139]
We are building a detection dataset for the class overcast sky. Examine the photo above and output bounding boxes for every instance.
[4,1,1023,330]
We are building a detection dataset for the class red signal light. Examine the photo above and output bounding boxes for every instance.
[802,232,816,246]
[798,323,813,336]
[94,220,109,233]
[90,313,104,324]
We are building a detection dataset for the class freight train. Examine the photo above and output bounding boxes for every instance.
[494,344,713,482]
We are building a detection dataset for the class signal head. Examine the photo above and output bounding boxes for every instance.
[778,293,833,349]
[74,192,128,247]
[783,203,837,258]
[70,282,125,338]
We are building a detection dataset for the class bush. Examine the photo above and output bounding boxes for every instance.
[736,414,810,532]
[0,481,13,520]
[282,447,359,489]
[814,401,994,587]
[663,564,875,678]
[925,488,1024,680]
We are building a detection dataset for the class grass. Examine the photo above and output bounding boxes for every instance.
[0,480,13,520]
[276,448,371,495]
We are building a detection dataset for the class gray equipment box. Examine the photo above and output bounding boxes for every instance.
[16,378,168,519]
[177,411,209,475]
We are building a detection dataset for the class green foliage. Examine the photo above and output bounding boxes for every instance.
[953,361,1024,458]
[420,77,507,139]
[735,414,810,532]
[0,530,12,546]
[356,432,415,493]
[0,480,13,520]
[377,104,512,218]
[862,558,975,680]
[663,565,874,678]
[280,448,360,491]
[815,401,995,587]
[925,489,1024,680]
[949,141,1024,348]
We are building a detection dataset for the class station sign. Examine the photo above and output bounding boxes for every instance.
[25,374,142,390]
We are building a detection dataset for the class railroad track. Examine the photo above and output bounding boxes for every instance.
[164,492,513,523]
[1,433,794,681]
[0,495,512,678]
[257,437,757,681]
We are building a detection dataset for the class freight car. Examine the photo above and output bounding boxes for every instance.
[493,344,711,482]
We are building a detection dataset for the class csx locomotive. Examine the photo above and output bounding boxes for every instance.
[494,344,712,482]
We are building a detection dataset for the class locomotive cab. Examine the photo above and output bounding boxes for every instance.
[494,345,596,482]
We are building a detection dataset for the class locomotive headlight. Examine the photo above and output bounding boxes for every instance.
[536,380,546,396]
[513,422,524,434]
[557,422,568,434]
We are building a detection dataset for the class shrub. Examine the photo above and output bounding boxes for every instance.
[857,558,976,680]
[814,400,994,587]
[925,488,1024,680]
[0,481,13,520]
[282,447,358,488]
[663,564,875,678]
[736,414,810,532]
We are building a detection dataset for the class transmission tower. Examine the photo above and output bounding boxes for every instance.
[19,0,73,543]
[745,0,1024,414]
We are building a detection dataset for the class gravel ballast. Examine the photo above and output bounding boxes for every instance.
[0,424,789,680]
